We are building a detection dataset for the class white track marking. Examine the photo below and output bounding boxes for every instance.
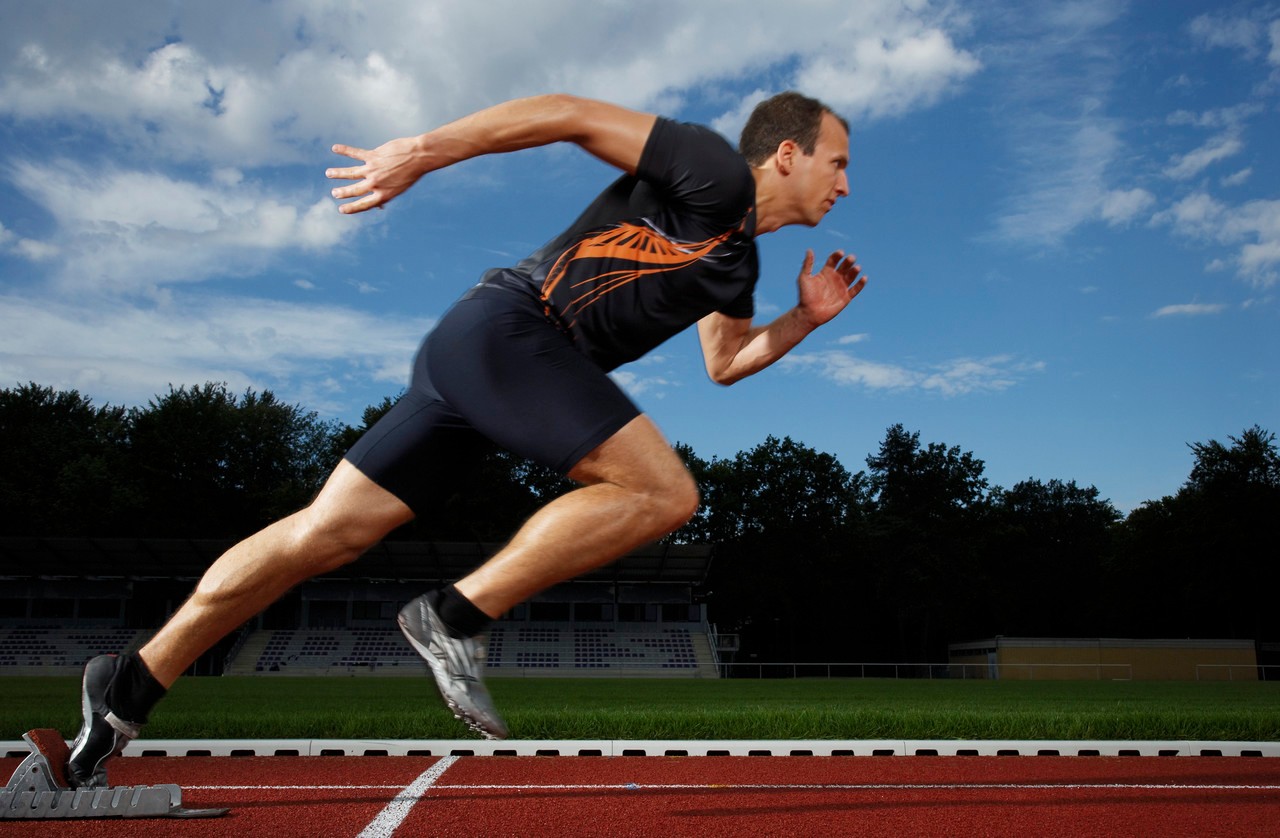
[355,755,459,838]
[191,781,1280,793]
[441,782,1280,791]
[189,784,410,790]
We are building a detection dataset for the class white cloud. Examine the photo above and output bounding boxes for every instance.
[989,116,1123,244]
[984,5,1274,255]
[0,292,428,412]
[0,38,425,168]
[1151,303,1227,318]
[0,0,982,417]
[12,160,354,292]
[1153,192,1226,239]
[0,221,57,261]
[783,353,917,391]
[983,2,1134,247]
[1,0,980,298]
[1100,188,1155,227]
[1222,168,1253,187]
[1189,13,1265,58]
[1163,133,1244,180]
[836,333,870,345]
[1240,239,1280,279]
[1,1,978,169]
[780,351,1043,396]
[13,238,59,261]
[1154,193,1280,286]
[794,27,981,122]
[1166,103,1263,130]
[610,369,675,399]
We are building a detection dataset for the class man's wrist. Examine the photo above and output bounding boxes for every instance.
[791,304,823,334]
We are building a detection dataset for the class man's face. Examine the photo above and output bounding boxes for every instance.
[792,112,850,226]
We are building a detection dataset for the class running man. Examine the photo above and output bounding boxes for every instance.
[67,91,867,786]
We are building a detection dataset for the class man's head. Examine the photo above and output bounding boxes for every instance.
[740,91,851,232]
[739,91,849,168]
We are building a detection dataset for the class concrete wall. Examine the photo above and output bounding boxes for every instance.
[947,637,1257,681]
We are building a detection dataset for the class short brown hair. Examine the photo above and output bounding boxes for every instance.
[738,91,848,167]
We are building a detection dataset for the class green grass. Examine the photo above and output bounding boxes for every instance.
[2,677,1277,742]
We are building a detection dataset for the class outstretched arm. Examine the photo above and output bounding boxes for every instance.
[326,94,657,214]
[697,250,867,386]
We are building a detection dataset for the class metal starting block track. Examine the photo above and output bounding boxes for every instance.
[0,729,228,820]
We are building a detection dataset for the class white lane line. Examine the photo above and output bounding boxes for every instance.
[190,781,1280,793]
[436,782,1280,792]
[356,755,459,838]
[189,784,409,790]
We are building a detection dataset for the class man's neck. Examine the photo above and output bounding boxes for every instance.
[750,166,786,236]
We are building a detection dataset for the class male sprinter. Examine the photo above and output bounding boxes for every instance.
[67,91,867,786]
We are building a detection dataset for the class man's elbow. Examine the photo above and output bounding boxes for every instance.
[706,365,744,387]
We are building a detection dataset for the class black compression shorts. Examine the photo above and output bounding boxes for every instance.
[343,283,641,513]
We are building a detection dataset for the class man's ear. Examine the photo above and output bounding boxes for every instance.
[774,138,799,175]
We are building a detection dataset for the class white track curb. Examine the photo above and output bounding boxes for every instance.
[5,738,1278,758]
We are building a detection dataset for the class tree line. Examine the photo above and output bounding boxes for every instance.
[2,381,1276,661]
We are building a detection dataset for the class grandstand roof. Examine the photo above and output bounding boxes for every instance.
[0,537,714,585]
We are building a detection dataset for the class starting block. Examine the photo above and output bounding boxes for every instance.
[1,729,229,820]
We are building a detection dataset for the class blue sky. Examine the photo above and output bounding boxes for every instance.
[1,1,1276,512]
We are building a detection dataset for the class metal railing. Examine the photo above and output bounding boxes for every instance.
[1195,664,1280,682]
[717,662,1136,680]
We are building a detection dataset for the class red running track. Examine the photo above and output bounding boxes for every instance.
[3,753,1279,837]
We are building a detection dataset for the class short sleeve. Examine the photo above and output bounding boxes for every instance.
[635,118,755,227]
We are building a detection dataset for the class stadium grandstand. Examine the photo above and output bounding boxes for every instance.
[0,537,724,679]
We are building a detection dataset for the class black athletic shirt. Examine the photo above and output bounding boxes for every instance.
[480,117,759,372]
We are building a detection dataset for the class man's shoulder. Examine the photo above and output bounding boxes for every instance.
[639,118,753,220]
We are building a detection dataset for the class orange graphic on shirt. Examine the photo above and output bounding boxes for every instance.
[540,221,741,327]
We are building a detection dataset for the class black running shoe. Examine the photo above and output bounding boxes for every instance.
[398,594,509,740]
[67,655,143,789]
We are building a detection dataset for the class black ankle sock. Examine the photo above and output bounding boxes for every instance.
[107,654,167,725]
[431,585,492,639]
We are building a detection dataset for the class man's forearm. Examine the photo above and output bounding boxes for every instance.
[700,307,818,386]
[410,95,587,173]
[414,94,654,176]
[329,95,656,214]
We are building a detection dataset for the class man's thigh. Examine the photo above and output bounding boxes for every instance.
[423,286,641,475]
[342,388,490,514]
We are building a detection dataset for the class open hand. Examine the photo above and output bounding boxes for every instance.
[325,136,428,214]
[796,250,867,328]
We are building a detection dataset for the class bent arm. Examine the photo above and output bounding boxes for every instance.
[697,308,816,386]
[698,250,867,385]
[327,94,657,214]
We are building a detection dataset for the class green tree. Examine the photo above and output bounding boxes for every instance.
[1115,426,1279,640]
[126,383,336,536]
[984,478,1120,637]
[864,424,992,661]
[702,436,871,662]
[1187,425,1280,492]
[0,383,133,535]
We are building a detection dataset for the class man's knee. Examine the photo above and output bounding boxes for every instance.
[292,512,377,573]
[633,462,699,537]
[300,461,415,570]
[568,417,701,534]
[293,490,414,574]
[662,469,701,530]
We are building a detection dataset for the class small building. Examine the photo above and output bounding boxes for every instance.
[947,636,1258,681]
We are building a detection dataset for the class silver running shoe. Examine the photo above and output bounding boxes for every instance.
[67,655,143,789]
[397,594,509,740]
